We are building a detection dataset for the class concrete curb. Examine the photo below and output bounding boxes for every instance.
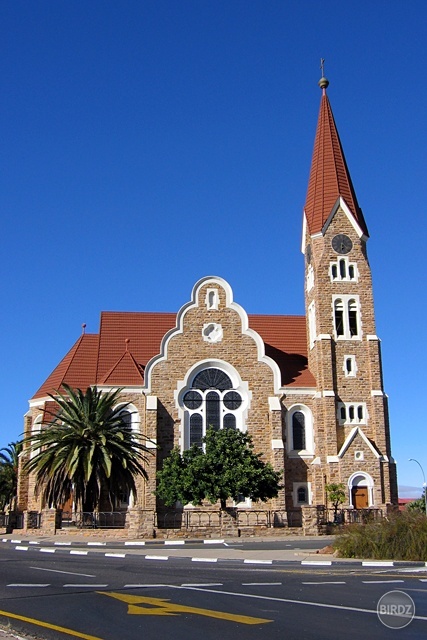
[2,537,427,568]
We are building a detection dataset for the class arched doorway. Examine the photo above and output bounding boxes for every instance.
[348,472,374,509]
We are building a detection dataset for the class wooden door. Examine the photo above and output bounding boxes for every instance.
[352,486,368,509]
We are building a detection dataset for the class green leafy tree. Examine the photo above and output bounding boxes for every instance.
[23,385,151,511]
[325,482,346,522]
[0,441,22,510]
[156,428,282,510]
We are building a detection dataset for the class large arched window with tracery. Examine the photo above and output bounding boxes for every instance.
[182,367,245,448]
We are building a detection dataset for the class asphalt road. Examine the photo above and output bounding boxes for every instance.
[0,544,426,639]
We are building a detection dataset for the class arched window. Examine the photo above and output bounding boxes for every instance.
[292,411,306,451]
[181,367,245,448]
[333,295,361,339]
[334,299,344,336]
[118,409,132,430]
[297,486,307,503]
[287,406,314,457]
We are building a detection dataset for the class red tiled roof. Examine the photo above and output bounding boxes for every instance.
[99,350,145,385]
[33,334,99,399]
[304,88,368,237]
[250,315,315,387]
[95,312,176,383]
[32,311,315,399]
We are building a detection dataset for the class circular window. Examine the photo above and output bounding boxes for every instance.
[183,390,203,410]
[223,391,242,410]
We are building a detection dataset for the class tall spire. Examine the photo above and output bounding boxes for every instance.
[304,71,368,237]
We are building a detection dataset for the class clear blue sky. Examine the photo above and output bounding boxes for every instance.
[1,1,426,497]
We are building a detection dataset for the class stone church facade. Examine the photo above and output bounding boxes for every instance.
[17,77,398,535]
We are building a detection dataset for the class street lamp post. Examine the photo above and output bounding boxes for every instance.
[409,458,427,514]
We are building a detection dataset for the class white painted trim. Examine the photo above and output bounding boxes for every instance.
[271,439,284,449]
[327,455,339,463]
[317,334,331,341]
[348,470,375,507]
[285,404,315,456]
[367,335,380,341]
[146,396,158,410]
[268,397,281,411]
[301,213,307,254]
[371,390,383,397]
[292,481,312,506]
[282,388,316,396]
[144,438,157,449]
[321,197,366,238]
[144,276,282,394]
[337,426,381,459]
[323,390,335,397]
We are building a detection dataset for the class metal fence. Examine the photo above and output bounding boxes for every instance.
[317,507,383,526]
[156,509,297,530]
[60,511,127,529]
[0,512,25,529]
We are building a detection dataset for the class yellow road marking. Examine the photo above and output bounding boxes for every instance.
[0,609,104,640]
[99,591,273,625]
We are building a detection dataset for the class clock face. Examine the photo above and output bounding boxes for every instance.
[305,244,312,264]
[332,234,353,255]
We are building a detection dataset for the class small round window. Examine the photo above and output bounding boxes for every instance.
[223,391,242,410]
[183,390,203,410]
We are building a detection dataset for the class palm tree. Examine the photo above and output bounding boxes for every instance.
[23,385,151,512]
[0,440,22,511]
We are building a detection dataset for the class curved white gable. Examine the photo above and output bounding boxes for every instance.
[144,275,282,393]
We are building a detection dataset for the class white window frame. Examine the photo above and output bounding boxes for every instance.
[332,294,362,340]
[292,482,312,506]
[343,354,357,377]
[178,364,250,451]
[330,256,358,282]
[286,405,314,458]
[337,402,368,426]
[30,415,43,459]
[205,288,219,310]
[306,264,314,292]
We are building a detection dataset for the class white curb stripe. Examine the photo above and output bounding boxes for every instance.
[8,583,49,587]
[204,539,224,544]
[15,546,28,551]
[145,555,169,560]
[362,561,394,567]
[63,584,108,588]
[88,542,106,546]
[165,540,185,545]
[243,559,272,565]
[70,550,88,555]
[124,541,146,546]
[301,561,332,566]
[40,548,56,553]
[105,553,126,558]
[191,557,218,563]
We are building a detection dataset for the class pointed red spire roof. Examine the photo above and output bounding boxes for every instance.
[304,77,368,237]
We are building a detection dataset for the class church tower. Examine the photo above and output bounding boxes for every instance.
[302,74,398,509]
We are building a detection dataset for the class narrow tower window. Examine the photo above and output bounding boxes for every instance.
[348,299,358,336]
[292,411,306,451]
[334,299,344,336]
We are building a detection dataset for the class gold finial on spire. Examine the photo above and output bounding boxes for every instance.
[318,58,329,92]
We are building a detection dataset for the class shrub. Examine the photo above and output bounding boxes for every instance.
[334,511,427,561]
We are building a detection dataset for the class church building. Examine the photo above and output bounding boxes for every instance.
[18,76,398,534]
